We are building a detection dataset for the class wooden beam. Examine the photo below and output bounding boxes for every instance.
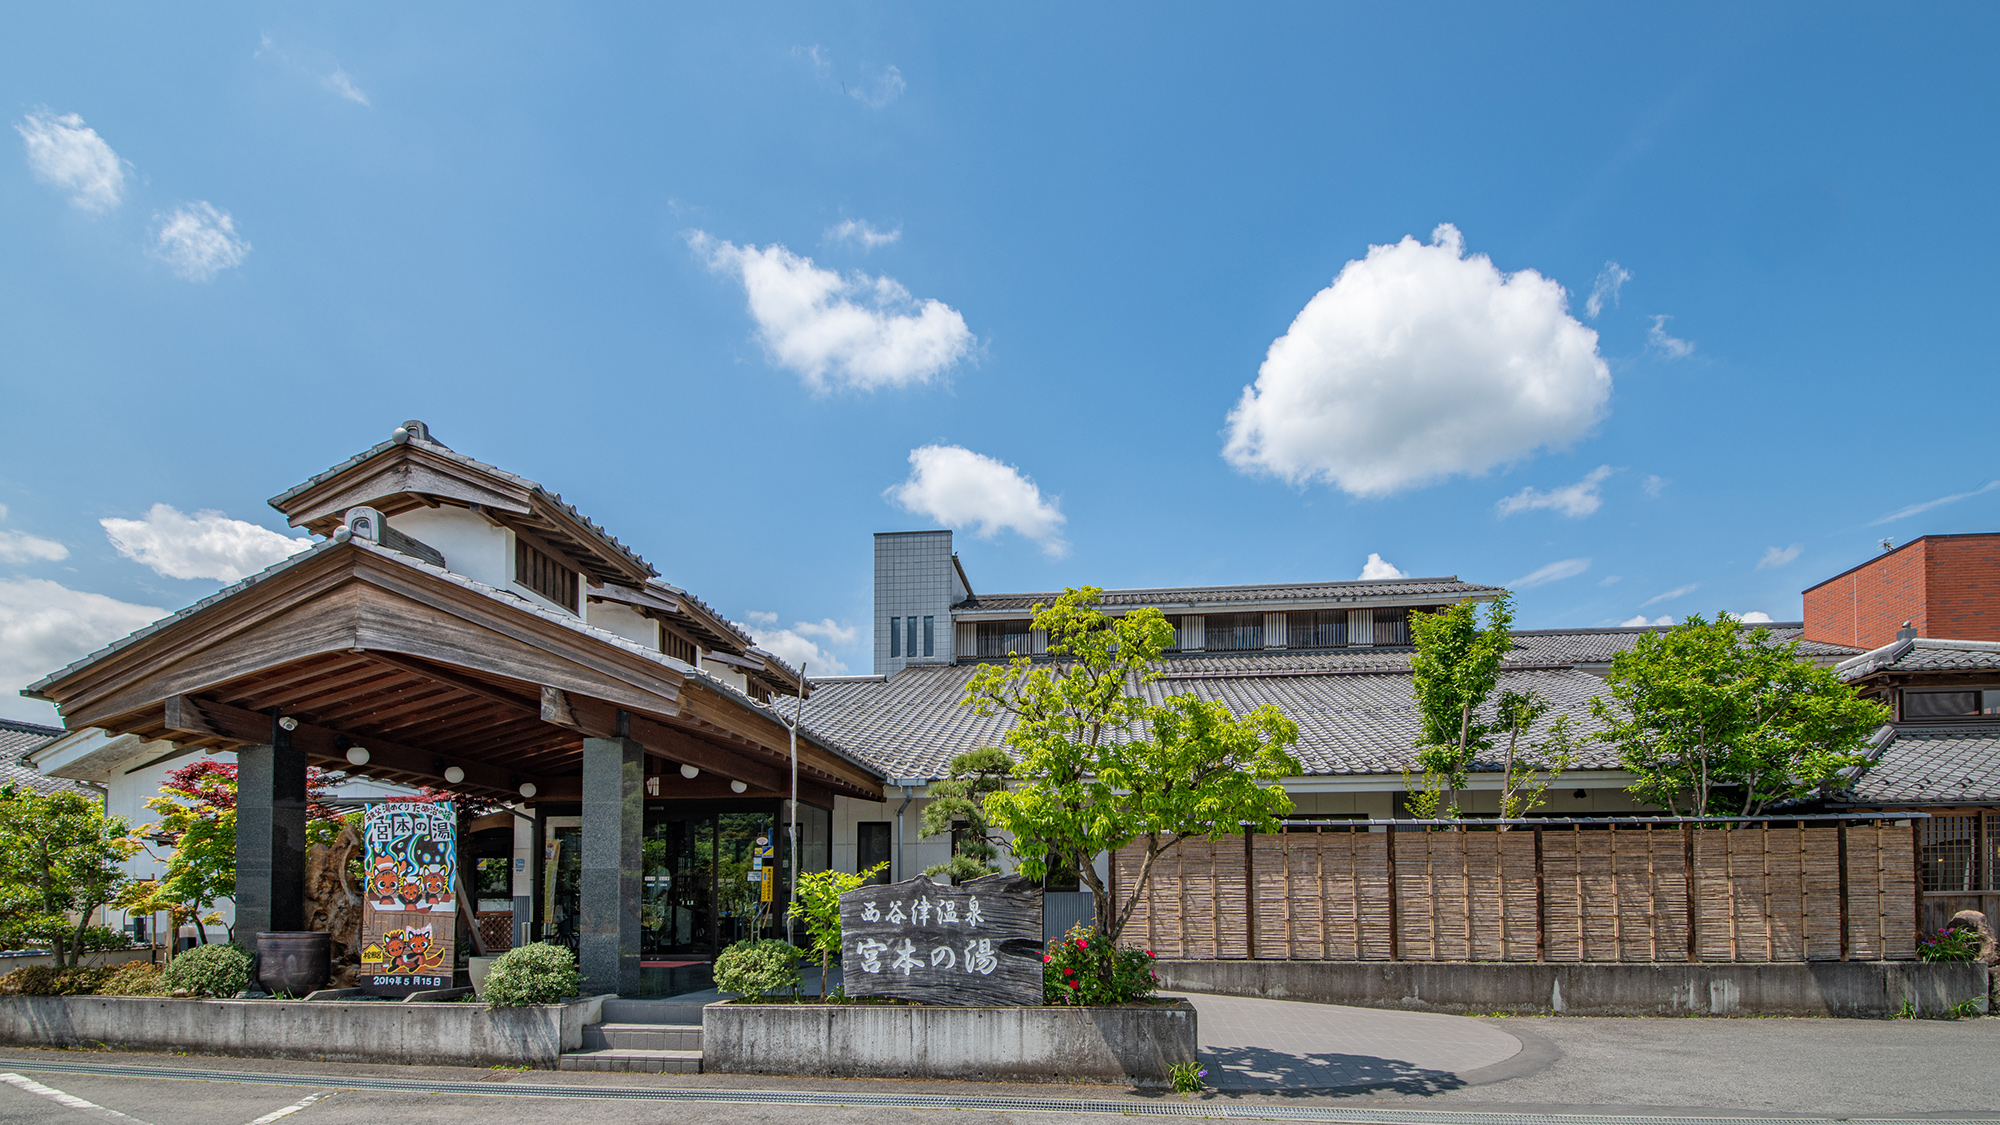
[162,694,219,738]
[357,652,542,715]
[585,583,681,616]
[541,686,581,730]
[177,696,555,799]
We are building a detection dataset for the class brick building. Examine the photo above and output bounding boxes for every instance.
[1803,533,2000,649]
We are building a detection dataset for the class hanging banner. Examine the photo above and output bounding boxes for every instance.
[358,799,457,996]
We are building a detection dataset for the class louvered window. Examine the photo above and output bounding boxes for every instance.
[515,539,578,611]
[1205,613,1264,652]
[975,620,1034,658]
[660,628,696,665]
[1287,611,1348,648]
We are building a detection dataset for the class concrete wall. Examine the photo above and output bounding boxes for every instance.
[0,994,606,1068]
[703,999,1196,1086]
[1155,959,1991,1018]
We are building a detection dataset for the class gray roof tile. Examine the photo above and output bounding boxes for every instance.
[954,577,1503,613]
[0,719,96,797]
[1840,724,2000,805]
[1836,637,2000,682]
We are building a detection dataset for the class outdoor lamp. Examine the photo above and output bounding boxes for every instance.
[679,763,699,779]
[443,766,466,784]
[729,779,748,794]
[518,782,537,798]
[277,716,299,732]
[345,746,370,766]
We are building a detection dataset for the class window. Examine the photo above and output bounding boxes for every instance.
[907,617,918,660]
[856,822,892,884]
[890,617,901,658]
[923,616,934,657]
[660,628,696,665]
[1903,689,2000,720]
[1287,610,1348,649]
[1373,607,1414,646]
[1205,613,1263,652]
[975,620,1034,658]
[1920,815,1988,891]
[515,539,578,611]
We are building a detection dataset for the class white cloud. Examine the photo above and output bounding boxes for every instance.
[1598,575,1622,586]
[792,44,832,78]
[1585,261,1631,319]
[1620,614,1673,627]
[1357,553,1407,580]
[101,504,310,582]
[1735,611,1775,623]
[1647,315,1694,359]
[1757,544,1802,570]
[887,445,1066,556]
[1496,465,1614,519]
[689,232,973,391]
[738,614,858,677]
[151,202,251,281]
[1641,583,1698,607]
[0,578,165,722]
[1869,480,2000,526]
[1222,223,1610,497]
[1507,557,1591,589]
[1642,474,1668,498]
[849,65,906,108]
[15,110,125,212]
[825,219,901,250]
[325,68,370,105]
[0,530,68,564]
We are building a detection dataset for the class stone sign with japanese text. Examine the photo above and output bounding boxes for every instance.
[838,873,1043,1006]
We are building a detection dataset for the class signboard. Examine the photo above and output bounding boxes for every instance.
[839,873,1043,1006]
[358,800,457,996]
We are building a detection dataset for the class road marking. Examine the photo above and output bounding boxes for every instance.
[0,1071,156,1125]
[244,1089,337,1125]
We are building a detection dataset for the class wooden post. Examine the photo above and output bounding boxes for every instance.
[1913,819,1925,945]
[1682,823,1699,963]
[1837,821,1851,961]
[1385,827,1399,962]
[1243,829,1257,959]
[1533,827,1546,963]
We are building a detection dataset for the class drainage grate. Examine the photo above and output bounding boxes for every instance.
[3,1058,1986,1125]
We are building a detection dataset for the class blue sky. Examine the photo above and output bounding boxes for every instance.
[3,4,1998,718]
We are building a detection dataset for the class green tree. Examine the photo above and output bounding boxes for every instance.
[1493,689,1575,823]
[1407,595,1515,818]
[0,787,138,967]
[792,862,886,998]
[1590,613,1889,816]
[965,588,1301,944]
[920,748,1012,883]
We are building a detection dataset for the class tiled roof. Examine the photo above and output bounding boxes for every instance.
[0,719,95,797]
[787,662,1617,781]
[954,576,1504,613]
[1840,723,2000,805]
[1510,624,1860,664]
[1836,637,2000,682]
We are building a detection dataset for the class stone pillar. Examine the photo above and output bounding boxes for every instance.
[580,736,643,996]
[234,726,308,940]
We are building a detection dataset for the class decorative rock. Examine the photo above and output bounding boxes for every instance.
[840,874,1043,1006]
[1945,910,1997,965]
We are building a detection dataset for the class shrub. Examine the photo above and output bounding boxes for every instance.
[1043,924,1157,1005]
[161,943,252,997]
[99,962,167,996]
[1918,927,1984,963]
[77,925,138,952]
[713,939,802,1000]
[0,965,108,995]
[483,943,580,1008]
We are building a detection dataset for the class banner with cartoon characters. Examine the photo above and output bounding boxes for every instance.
[358,799,456,995]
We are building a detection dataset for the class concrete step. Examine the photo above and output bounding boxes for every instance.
[600,998,710,1024]
[558,1048,702,1074]
[580,1023,703,1051]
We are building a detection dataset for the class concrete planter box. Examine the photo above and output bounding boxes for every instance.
[702,999,1197,1087]
[0,948,161,973]
[0,993,610,1068]
[1155,959,1992,1018]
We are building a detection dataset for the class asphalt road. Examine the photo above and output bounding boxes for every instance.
[0,1012,1993,1125]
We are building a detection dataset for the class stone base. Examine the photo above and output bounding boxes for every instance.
[702,999,1196,1086]
[0,994,610,1067]
[1154,959,1991,1018]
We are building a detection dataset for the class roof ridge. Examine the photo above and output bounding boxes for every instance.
[966,576,1492,599]
[0,717,64,737]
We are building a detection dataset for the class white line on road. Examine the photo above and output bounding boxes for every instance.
[243,1089,337,1125]
[0,1071,156,1125]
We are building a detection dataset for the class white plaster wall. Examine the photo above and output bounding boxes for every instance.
[699,659,750,695]
[585,597,658,648]
[388,507,509,588]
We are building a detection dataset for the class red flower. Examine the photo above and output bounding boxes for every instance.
[1064,968,1074,976]
[1043,955,1051,963]
[1145,950,1155,958]
[1076,939,1087,950]
[1070,981,1080,989]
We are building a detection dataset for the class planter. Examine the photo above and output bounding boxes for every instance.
[467,956,497,999]
[0,948,158,973]
[255,932,330,997]
[702,999,1197,1087]
[0,993,611,1068]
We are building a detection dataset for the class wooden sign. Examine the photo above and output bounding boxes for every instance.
[358,799,457,996]
[839,873,1043,1007]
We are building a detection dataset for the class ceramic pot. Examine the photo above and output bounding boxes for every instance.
[255,931,330,996]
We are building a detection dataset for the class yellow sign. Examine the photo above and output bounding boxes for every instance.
[760,872,775,902]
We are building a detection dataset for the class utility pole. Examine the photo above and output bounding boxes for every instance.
[786,663,808,947]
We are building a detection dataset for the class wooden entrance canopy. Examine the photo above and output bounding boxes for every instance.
[26,538,884,806]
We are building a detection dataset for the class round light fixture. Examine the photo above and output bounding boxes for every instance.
[729,780,748,794]
[679,763,700,780]
[518,782,538,799]
[277,716,299,732]
[443,765,465,785]
[345,746,371,766]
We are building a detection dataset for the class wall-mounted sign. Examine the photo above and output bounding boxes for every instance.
[358,800,457,996]
[839,874,1042,1006]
